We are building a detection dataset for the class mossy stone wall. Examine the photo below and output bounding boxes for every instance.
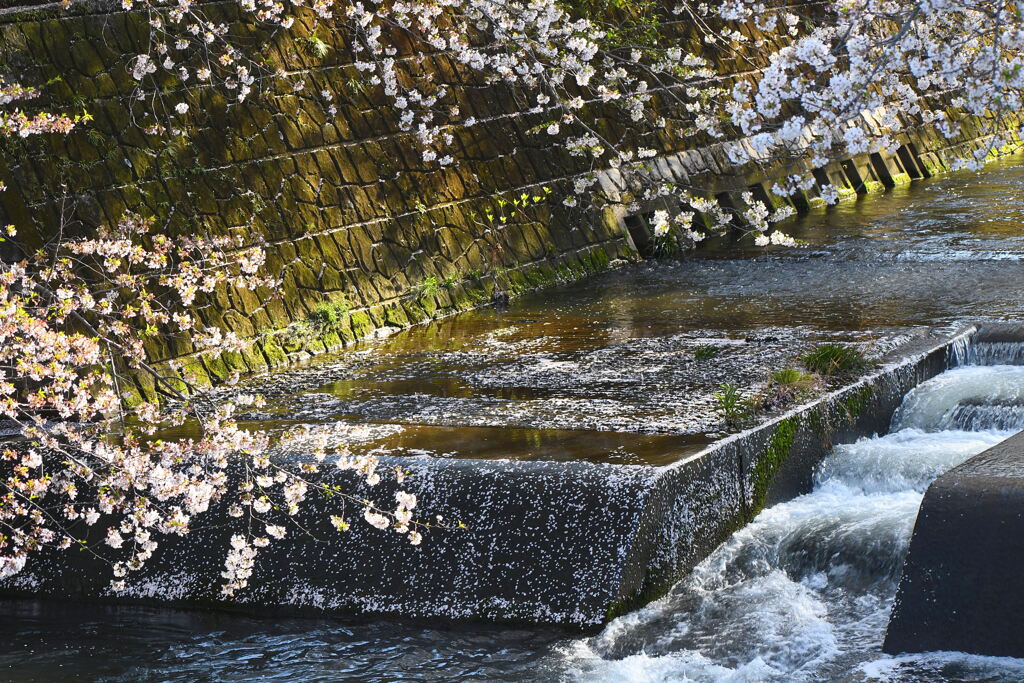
[0,0,1016,397]
[0,0,640,397]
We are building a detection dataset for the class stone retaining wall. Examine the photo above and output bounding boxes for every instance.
[0,0,1018,398]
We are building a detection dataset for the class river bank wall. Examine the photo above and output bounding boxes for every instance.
[0,0,1018,397]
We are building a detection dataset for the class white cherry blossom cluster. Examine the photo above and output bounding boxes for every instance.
[60,0,1024,248]
[0,201,432,593]
[0,78,79,137]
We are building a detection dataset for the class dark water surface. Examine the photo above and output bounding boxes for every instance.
[5,159,1024,681]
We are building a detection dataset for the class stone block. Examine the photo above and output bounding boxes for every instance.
[885,429,1024,658]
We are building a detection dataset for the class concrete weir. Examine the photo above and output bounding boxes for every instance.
[0,328,980,627]
[885,432,1024,658]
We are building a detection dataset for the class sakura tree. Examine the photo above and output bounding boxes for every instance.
[2,0,1023,590]
[116,0,1024,245]
[0,86,426,592]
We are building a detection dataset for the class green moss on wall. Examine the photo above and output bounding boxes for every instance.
[750,415,801,518]
[838,384,874,423]
[5,0,1020,402]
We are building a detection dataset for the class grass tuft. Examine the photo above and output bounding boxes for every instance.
[693,344,719,361]
[715,383,755,428]
[801,343,867,376]
[770,368,816,391]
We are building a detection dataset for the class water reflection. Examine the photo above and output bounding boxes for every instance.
[213,158,1024,446]
[0,601,569,683]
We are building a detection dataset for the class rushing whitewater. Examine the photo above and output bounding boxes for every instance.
[558,363,1024,682]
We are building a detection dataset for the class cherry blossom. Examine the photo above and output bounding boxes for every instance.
[2,0,1021,593]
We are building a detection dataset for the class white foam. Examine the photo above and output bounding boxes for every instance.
[859,650,1024,682]
[815,428,1011,493]
[565,568,840,681]
[893,365,1024,431]
[557,365,1023,681]
[576,652,776,683]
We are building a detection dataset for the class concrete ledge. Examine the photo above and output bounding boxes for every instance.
[0,327,977,627]
[627,326,975,610]
[2,458,662,626]
[885,429,1024,657]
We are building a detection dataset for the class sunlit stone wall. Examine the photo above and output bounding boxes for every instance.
[0,0,1016,396]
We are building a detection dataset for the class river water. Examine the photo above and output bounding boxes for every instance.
[142,154,1024,465]
[4,159,1024,681]
[558,363,1024,682]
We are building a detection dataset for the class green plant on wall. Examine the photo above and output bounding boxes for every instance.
[416,276,441,299]
[345,77,369,95]
[715,383,755,428]
[303,32,330,57]
[308,295,350,332]
[475,187,553,232]
[466,187,555,298]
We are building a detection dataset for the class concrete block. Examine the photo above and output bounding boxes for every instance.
[885,430,1024,657]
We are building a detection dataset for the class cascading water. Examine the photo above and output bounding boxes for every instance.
[892,365,1024,432]
[553,356,1024,682]
[967,342,1024,366]
[6,347,1019,682]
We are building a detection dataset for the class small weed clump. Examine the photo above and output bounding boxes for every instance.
[715,383,755,428]
[771,368,816,391]
[416,276,441,298]
[308,297,350,332]
[651,231,681,257]
[693,344,719,361]
[801,343,867,376]
[766,368,817,408]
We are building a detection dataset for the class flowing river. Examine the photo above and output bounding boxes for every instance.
[558,361,1024,682]
[5,159,1024,681]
